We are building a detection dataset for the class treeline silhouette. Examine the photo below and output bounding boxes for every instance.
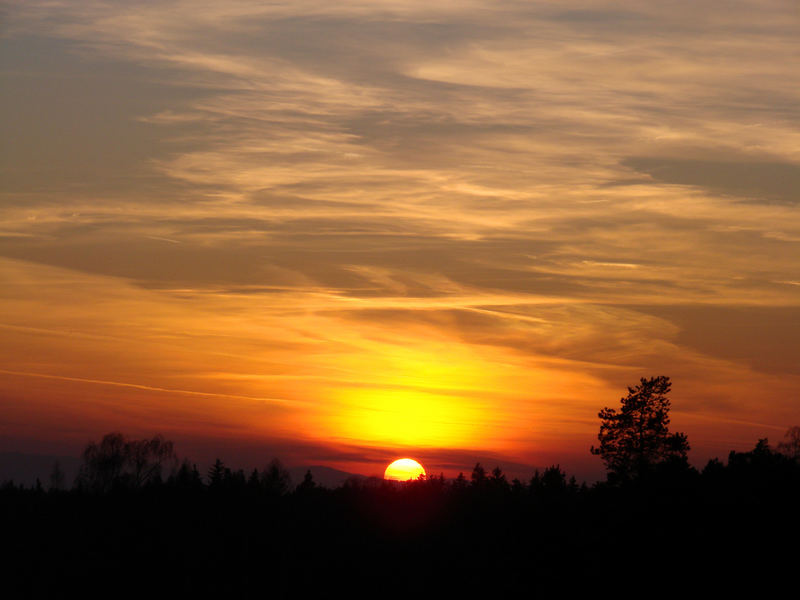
[3,434,799,598]
[3,378,799,598]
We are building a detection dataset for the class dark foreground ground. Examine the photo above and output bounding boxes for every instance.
[3,443,799,599]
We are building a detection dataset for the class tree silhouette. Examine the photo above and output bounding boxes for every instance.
[540,465,567,491]
[171,459,203,489]
[127,434,176,487]
[452,472,467,490]
[208,458,226,487]
[777,426,800,460]
[77,432,177,492]
[296,469,316,493]
[470,463,487,487]
[490,466,506,484]
[247,468,261,490]
[261,458,291,495]
[77,432,128,492]
[48,461,65,491]
[591,376,689,481]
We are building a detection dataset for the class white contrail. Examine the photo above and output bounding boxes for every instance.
[0,369,292,405]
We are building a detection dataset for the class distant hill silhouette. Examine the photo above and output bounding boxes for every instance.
[288,465,364,489]
[0,452,80,487]
[0,451,364,491]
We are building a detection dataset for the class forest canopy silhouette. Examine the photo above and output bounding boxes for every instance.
[3,377,799,597]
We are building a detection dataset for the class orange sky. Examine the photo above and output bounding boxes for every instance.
[1,1,799,481]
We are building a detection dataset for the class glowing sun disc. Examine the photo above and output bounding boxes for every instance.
[384,458,426,481]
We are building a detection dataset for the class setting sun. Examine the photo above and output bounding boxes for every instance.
[384,458,426,481]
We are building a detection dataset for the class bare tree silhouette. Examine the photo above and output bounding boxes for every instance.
[778,426,800,460]
[76,432,177,492]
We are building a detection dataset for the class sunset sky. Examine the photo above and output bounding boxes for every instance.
[2,1,799,481]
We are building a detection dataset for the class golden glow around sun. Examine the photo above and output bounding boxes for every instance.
[334,388,484,448]
[384,458,426,481]
[321,341,507,449]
